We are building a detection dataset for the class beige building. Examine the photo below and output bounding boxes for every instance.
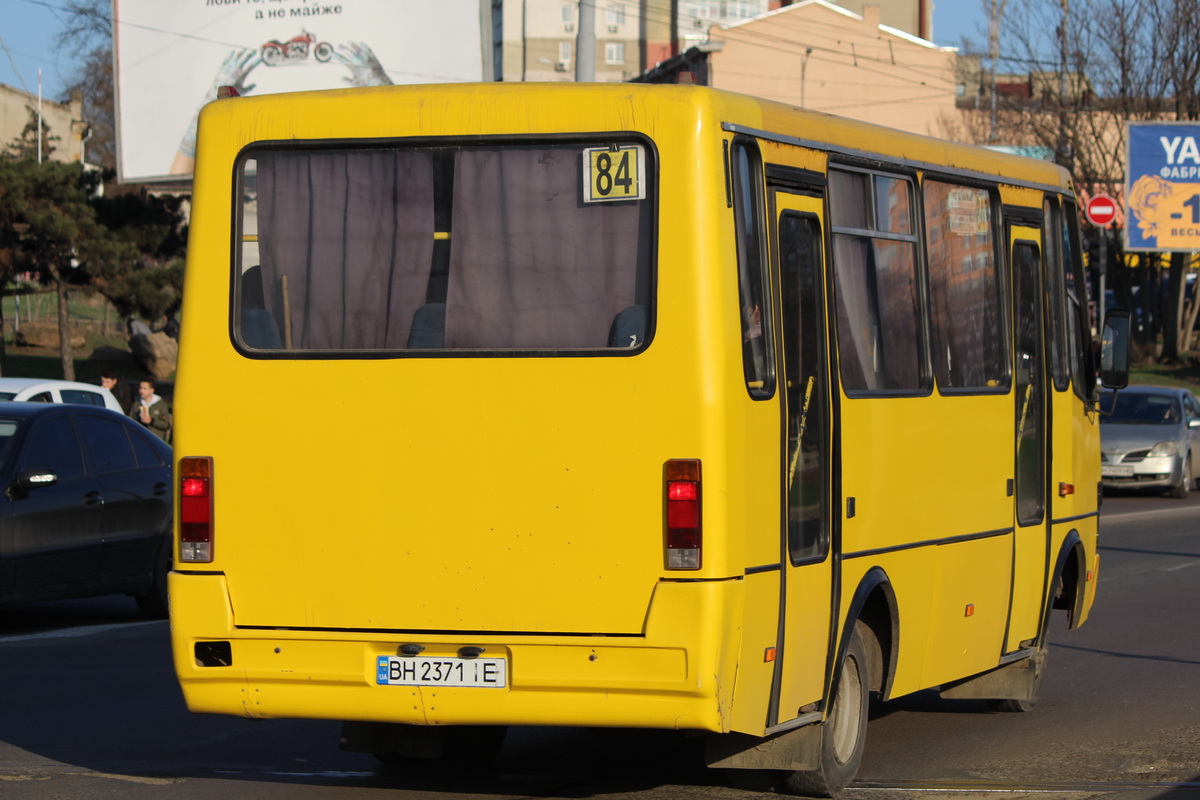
[500,0,958,140]
[705,1,959,137]
[819,0,931,40]
[0,84,88,163]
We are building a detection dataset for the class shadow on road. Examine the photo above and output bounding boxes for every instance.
[0,600,719,796]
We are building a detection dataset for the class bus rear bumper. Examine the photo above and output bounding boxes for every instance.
[169,572,735,732]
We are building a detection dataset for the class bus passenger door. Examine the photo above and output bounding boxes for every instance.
[1009,225,1050,650]
[768,185,834,727]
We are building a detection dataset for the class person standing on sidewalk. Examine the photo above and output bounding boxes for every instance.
[130,379,171,442]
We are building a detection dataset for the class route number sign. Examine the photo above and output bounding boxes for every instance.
[583,145,645,203]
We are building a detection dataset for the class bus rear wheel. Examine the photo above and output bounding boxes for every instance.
[782,623,869,797]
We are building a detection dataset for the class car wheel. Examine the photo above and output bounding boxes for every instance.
[1168,456,1191,499]
[781,623,869,797]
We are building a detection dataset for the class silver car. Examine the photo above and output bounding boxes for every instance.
[1100,385,1200,498]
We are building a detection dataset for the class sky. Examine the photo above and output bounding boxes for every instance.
[0,0,987,103]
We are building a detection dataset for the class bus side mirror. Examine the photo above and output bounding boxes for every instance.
[1099,309,1131,390]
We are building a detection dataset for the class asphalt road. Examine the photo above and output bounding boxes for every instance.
[0,490,1197,800]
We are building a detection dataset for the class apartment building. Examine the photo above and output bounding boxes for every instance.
[502,0,772,81]
[501,0,927,81]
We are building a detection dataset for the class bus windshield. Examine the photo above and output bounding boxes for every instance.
[236,140,654,355]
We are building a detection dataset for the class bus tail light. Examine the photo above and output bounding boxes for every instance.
[666,459,701,570]
[180,456,214,563]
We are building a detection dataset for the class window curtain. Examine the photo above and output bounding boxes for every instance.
[256,150,435,350]
[446,147,640,349]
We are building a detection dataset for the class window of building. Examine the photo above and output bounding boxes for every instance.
[605,42,625,64]
[606,5,626,26]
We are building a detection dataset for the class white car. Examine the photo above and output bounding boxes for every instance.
[0,377,123,413]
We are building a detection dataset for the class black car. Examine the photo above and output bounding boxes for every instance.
[0,402,172,617]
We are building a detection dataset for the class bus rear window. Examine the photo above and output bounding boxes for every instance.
[235,141,654,354]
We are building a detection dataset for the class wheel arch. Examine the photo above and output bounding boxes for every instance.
[1048,528,1087,632]
[838,566,899,701]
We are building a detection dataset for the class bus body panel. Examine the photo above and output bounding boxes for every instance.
[171,571,740,731]
[838,394,1014,555]
[178,86,763,637]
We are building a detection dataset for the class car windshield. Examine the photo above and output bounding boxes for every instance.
[1102,392,1181,425]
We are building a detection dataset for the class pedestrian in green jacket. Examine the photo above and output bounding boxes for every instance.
[130,379,172,442]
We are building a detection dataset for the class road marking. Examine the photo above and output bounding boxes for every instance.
[851,779,1200,793]
[1101,505,1200,522]
[0,768,179,785]
[0,620,162,643]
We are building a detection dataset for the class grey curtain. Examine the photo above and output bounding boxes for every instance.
[446,147,640,349]
[256,150,435,350]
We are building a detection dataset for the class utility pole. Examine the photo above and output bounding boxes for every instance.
[37,69,43,164]
[576,0,595,82]
[987,0,1008,142]
[1057,0,1071,169]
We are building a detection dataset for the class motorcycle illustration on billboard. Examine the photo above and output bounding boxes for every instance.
[261,30,334,66]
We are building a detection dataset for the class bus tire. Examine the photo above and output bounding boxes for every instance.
[782,622,869,797]
[988,646,1047,713]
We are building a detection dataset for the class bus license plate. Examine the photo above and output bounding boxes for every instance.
[376,655,507,688]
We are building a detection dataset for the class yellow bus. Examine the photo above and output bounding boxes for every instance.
[171,82,1130,795]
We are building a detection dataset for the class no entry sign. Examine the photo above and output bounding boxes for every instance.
[1086,194,1118,227]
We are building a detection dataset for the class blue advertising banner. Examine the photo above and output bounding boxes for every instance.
[1126,121,1200,252]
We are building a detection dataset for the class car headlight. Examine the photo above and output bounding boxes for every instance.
[1148,441,1178,457]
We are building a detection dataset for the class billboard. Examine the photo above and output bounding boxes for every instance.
[113,0,492,183]
[1126,121,1200,252]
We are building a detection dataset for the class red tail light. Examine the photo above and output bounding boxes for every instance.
[180,457,214,563]
[666,459,701,569]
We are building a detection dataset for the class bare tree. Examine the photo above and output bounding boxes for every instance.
[54,0,115,169]
[968,0,1200,361]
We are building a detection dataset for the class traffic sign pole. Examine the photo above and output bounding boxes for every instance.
[1098,227,1107,330]
[1085,195,1117,330]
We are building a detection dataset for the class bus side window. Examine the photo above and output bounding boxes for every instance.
[829,168,924,394]
[924,181,1007,391]
[1042,198,1071,392]
[731,139,774,398]
[1060,200,1094,399]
